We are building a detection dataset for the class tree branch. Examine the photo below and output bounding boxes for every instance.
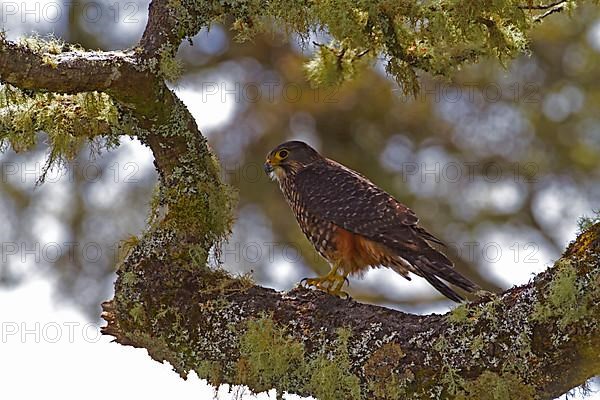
[0,1,236,340]
[139,0,185,58]
[0,40,128,91]
[519,1,568,10]
[518,0,570,22]
[0,37,170,124]
[101,224,600,399]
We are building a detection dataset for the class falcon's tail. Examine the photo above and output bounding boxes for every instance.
[392,244,479,302]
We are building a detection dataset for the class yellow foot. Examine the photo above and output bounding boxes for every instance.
[328,273,351,299]
[326,287,351,299]
[300,274,351,299]
[300,276,333,291]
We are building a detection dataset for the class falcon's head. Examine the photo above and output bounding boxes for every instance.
[264,141,321,181]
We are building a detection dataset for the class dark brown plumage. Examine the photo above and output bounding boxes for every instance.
[264,140,478,301]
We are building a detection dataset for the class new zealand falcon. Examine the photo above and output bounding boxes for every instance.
[264,140,478,301]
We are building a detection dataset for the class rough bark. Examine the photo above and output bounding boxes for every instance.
[1,1,598,399]
[100,224,600,400]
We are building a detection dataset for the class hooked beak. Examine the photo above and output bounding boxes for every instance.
[264,160,274,175]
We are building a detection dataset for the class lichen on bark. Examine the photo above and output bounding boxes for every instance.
[101,223,600,400]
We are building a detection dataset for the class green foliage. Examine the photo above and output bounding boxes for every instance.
[532,259,594,329]
[305,41,371,87]
[447,304,470,324]
[433,335,467,396]
[0,85,121,183]
[184,0,549,93]
[17,33,65,54]
[307,328,361,400]
[455,371,536,400]
[237,315,306,393]
[432,336,538,399]
[165,0,555,94]
[237,318,360,399]
[158,45,184,82]
[195,360,223,385]
[577,210,600,234]
[428,293,543,397]
[128,303,147,324]
[140,98,236,258]
[163,178,236,250]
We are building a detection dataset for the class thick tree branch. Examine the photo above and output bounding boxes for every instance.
[0,40,131,92]
[0,37,172,124]
[101,224,600,400]
[139,0,185,58]
[0,0,236,323]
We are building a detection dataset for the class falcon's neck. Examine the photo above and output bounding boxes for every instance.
[273,160,304,185]
[276,159,321,205]
[276,166,302,207]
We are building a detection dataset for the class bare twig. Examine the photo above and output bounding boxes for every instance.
[519,1,568,10]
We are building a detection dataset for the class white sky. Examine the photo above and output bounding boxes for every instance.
[0,277,291,400]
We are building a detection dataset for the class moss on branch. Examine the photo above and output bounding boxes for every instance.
[0,85,121,181]
[135,0,570,94]
[102,223,600,400]
[168,0,550,94]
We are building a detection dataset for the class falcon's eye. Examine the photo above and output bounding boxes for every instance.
[277,150,289,159]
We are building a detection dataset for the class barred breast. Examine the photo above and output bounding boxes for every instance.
[280,177,339,260]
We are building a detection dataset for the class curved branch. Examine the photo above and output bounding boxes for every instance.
[0,40,131,92]
[139,0,185,58]
[0,37,170,124]
[101,224,600,399]
[0,0,236,324]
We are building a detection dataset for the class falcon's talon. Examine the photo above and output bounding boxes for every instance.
[329,273,348,291]
[326,288,350,299]
[301,276,336,291]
